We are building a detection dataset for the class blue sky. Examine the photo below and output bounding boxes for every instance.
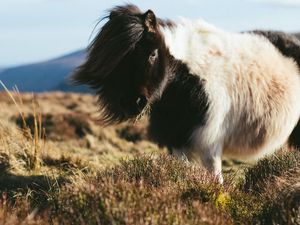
[1,0,300,67]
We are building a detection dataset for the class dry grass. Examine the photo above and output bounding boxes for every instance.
[0,91,299,224]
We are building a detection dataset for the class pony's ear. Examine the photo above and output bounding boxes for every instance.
[144,10,157,33]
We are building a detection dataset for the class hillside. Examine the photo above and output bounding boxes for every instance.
[0,91,299,224]
[0,50,87,92]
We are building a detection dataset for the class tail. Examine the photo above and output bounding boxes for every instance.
[288,120,300,149]
[250,30,300,149]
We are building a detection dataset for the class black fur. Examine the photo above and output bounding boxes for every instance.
[72,5,168,124]
[251,30,300,66]
[251,30,300,149]
[149,58,208,150]
[288,119,300,149]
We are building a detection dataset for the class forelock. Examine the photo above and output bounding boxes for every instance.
[79,5,145,84]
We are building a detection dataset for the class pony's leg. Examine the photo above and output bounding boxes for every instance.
[198,143,223,183]
[170,148,189,161]
[172,144,223,183]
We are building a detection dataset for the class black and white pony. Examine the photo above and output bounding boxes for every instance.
[72,4,300,182]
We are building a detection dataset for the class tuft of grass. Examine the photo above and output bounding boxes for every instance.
[269,182,300,225]
[256,168,300,225]
[243,148,300,192]
[104,154,204,186]
[225,190,264,224]
[0,193,55,225]
[51,154,233,225]
[42,155,90,172]
[53,182,232,225]
[0,153,10,173]
[0,82,44,172]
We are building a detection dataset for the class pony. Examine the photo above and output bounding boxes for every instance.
[72,4,300,182]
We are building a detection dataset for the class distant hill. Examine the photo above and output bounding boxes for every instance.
[0,50,88,92]
[0,32,299,93]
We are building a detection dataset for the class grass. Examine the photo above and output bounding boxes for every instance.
[0,90,299,224]
[243,148,300,192]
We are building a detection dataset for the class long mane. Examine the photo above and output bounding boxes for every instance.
[72,5,144,90]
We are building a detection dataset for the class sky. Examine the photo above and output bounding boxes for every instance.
[1,0,300,68]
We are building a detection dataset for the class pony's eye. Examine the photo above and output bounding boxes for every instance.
[149,49,158,63]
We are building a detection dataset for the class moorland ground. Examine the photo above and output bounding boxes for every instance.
[0,91,299,224]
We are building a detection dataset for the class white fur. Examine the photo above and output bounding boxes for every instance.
[160,19,300,181]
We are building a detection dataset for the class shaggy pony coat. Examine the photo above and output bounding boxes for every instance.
[72,5,300,182]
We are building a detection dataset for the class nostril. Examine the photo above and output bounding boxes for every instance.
[136,97,142,106]
[136,95,147,109]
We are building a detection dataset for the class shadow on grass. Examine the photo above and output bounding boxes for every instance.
[0,173,66,191]
[0,172,67,210]
[42,156,90,172]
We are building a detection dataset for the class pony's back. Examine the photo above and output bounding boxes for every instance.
[252,31,300,149]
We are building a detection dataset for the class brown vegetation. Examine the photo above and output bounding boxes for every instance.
[0,91,299,224]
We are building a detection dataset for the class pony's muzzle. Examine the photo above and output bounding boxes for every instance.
[119,95,148,116]
[136,95,147,111]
